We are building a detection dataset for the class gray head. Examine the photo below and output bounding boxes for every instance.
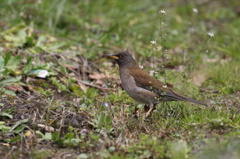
[106,52,138,68]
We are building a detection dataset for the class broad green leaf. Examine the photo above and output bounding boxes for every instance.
[11,119,29,131]
[5,135,22,143]
[52,132,60,141]
[45,133,52,140]
[0,76,22,87]
[0,56,4,68]
[77,153,88,159]
[3,23,25,34]
[13,124,27,133]
[0,112,13,119]
[0,89,16,96]
[0,121,11,131]
[105,114,112,131]
[0,125,11,131]
[98,113,105,128]
[36,130,45,138]
[21,56,33,73]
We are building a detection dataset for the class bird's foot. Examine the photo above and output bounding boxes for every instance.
[145,105,154,118]
[133,107,141,118]
[144,104,156,118]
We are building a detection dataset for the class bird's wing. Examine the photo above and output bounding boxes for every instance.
[129,67,174,97]
[129,68,207,106]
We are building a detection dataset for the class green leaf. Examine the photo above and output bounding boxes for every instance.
[0,76,22,86]
[48,41,67,50]
[50,77,68,91]
[36,130,45,138]
[5,135,22,143]
[52,132,60,141]
[0,112,13,119]
[169,140,189,159]
[36,131,52,141]
[4,52,11,66]
[4,54,21,72]
[1,89,16,96]
[0,121,11,131]
[21,56,33,73]
[13,124,27,133]
[77,153,88,159]
[63,133,74,140]
[105,114,112,131]
[11,119,29,131]
[63,138,81,147]
[45,133,52,140]
[0,55,4,69]
[3,23,26,34]
[98,113,105,128]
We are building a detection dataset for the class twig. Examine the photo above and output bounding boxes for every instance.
[52,66,117,92]
[77,80,117,92]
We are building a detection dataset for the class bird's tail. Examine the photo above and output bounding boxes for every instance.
[163,89,208,106]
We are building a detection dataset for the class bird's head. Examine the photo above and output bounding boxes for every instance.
[106,52,137,68]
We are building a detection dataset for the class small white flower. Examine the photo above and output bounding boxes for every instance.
[193,8,198,13]
[207,32,214,37]
[163,85,167,88]
[139,65,144,69]
[150,40,157,45]
[160,10,166,14]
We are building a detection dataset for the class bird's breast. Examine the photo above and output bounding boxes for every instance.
[119,69,159,104]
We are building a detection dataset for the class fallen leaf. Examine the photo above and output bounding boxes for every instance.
[174,65,186,72]
[95,79,104,86]
[203,57,232,64]
[37,124,55,132]
[192,73,207,87]
[4,85,24,92]
[78,82,88,93]
[0,143,10,147]
[23,85,34,92]
[89,73,118,80]
[64,64,78,70]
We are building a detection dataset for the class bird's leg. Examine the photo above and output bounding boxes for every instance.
[145,103,155,117]
[133,106,141,118]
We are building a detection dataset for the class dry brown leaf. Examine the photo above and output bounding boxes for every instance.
[78,82,88,93]
[95,79,104,86]
[89,73,118,80]
[192,73,207,87]
[23,85,34,92]
[37,124,55,132]
[64,64,78,70]
[4,85,24,92]
[174,65,186,72]
[204,57,232,64]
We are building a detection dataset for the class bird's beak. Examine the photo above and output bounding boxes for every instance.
[105,54,119,59]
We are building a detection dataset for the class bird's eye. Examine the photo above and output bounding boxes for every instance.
[119,54,125,58]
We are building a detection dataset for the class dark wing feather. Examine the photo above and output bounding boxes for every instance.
[130,68,207,106]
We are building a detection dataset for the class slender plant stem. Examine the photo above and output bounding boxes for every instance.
[159,14,167,84]
[187,37,210,78]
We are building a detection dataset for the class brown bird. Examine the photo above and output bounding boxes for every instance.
[106,51,207,117]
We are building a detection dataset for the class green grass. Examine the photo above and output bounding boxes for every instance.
[0,0,240,158]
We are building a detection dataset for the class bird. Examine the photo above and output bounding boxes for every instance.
[106,51,207,117]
